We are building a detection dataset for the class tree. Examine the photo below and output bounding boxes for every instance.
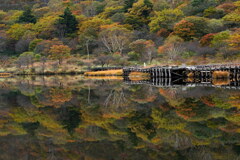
[124,0,136,12]
[227,31,240,51]
[7,23,34,40]
[18,7,36,24]
[149,9,184,32]
[203,7,225,19]
[40,56,48,73]
[223,10,240,24]
[49,44,71,64]
[128,0,153,18]
[56,7,78,37]
[34,39,63,56]
[211,30,230,48]
[217,3,237,13]
[94,54,114,67]
[130,39,156,63]
[144,40,156,63]
[200,33,216,46]
[99,24,132,55]
[33,15,58,39]
[124,0,153,29]
[184,16,209,38]
[17,52,34,68]
[79,28,97,60]
[29,39,43,51]
[173,20,196,41]
[0,55,9,68]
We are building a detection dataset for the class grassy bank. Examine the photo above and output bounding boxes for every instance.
[84,69,123,76]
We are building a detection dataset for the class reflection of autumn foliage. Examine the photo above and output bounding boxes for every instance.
[49,88,72,106]
[174,99,198,120]
[228,93,240,109]
[159,88,176,99]
[200,97,216,107]
[132,95,157,103]
[220,123,239,133]
[176,107,196,120]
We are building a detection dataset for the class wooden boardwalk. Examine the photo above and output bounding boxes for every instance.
[123,64,240,79]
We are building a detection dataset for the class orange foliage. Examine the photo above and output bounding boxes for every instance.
[49,45,71,64]
[217,2,237,13]
[157,28,170,37]
[49,88,72,106]
[200,97,216,107]
[200,33,216,46]
[173,20,196,41]
[100,23,120,30]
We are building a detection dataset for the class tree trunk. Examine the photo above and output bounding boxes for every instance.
[86,40,90,60]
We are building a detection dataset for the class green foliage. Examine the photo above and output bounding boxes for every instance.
[7,23,34,40]
[60,107,81,135]
[56,7,78,36]
[128,51,140,61]
[211,30,231,47]
[124,0,136,12]
[184,16,209,37]
[33,15,58,38]
[223,9,240,23]
[203,7,225,19]
[125,0,153,28]
[149,9,184,32]
[29,39,43,51]
[0,10,6,21]
[173,20,196,41]
[207,19,224,33]
[18,7,37,24]
[1,0,240,66]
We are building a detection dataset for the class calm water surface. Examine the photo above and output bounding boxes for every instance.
[0,76,240,160]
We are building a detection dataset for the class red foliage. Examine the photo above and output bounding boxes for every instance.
[200,33,216,46]
[217,3,237,13]
[200,97,216,107]
[173,20,196,41]
[157,28,170,38]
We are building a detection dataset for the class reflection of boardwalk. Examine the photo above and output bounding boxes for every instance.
[124,78,240,90]
[0,73,12,78]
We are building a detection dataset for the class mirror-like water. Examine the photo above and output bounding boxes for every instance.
[0,76,240,160]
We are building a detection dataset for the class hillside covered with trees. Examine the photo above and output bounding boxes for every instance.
[0,0,240,73]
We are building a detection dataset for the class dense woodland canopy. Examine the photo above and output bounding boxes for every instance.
[0,0,240,71]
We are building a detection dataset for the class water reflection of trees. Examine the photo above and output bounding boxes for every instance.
[0,78,239,159]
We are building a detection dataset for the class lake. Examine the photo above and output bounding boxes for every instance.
[0,75,240,160]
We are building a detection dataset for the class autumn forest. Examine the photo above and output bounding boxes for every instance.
[0,0,239,73]
[0,1,240,160]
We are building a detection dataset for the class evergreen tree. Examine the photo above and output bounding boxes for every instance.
[56,7,78,36]
[18,7,37,24]
[124,0,136,12]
